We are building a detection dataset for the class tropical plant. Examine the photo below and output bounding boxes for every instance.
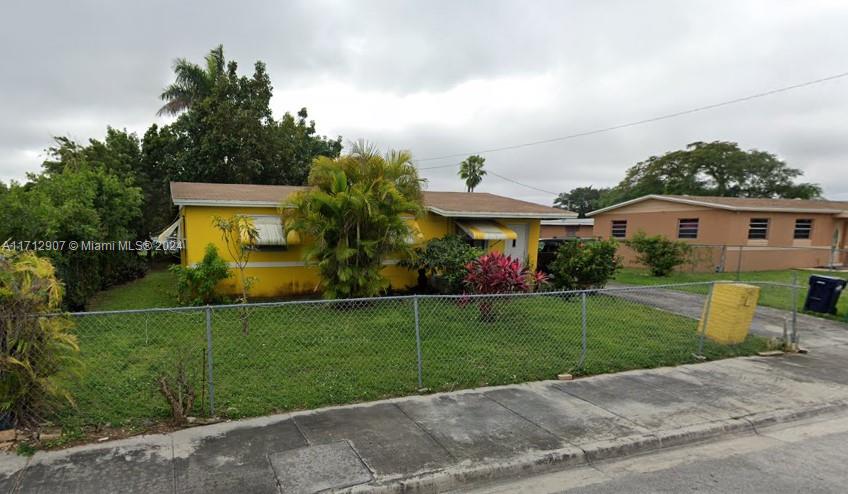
[458,154,487,192]
[549,239,621,290]
[158,45,227,116]
[401,235,483,293]
[628,231,692,276]
[212,215,258,304]
[462,252,549,321]
[283,140,424,298]
[464,252,533,294]
[170,244,231,305]
[0,248,81,427]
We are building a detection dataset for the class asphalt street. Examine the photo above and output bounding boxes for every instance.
[460,413,848,494]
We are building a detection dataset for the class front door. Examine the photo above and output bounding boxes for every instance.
[504,223,529,264]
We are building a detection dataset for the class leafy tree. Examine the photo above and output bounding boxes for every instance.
[627,232,692,276]
[401,235,483,293]
[554,186,608,217]
[0,164,144,310]
[0,248,81,426]
[150,45,342,191]
[602,141,822,206]
[283,141,424,298]
[549,239,621,290]
[459,154,486,192]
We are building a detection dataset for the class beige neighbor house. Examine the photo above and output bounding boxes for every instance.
[540,218,594,239]
[589,194,848,272]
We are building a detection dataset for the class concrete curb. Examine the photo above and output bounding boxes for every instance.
[344,400,848,494]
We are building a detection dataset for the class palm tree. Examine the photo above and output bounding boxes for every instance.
[459,154,486,192]
[157,45,226,116]
[283,140,424,298]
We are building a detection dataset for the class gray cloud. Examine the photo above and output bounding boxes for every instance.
[2,0,847,203]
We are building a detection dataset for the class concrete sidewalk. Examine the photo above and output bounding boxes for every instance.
[2,302,847,493]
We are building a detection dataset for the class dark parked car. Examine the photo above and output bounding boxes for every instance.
[537,238,566,274]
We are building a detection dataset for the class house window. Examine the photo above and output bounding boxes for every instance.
[677,218,699,239]
[611,220,627,238]
[794,219,813,240]
[748,218,769,240]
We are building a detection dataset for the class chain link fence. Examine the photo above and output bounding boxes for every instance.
[680,244,847,275]
[19,281,807,430]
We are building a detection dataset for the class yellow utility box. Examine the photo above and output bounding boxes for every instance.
[698,283,760,344]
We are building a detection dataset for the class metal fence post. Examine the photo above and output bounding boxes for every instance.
[205,305,216,416]
[791,271,799,345]
[735,246,743,281]
[413,295,423,389]
[698,282,715,356]
[578,291,588,369]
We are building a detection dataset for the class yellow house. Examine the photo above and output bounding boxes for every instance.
[166,182,575,298]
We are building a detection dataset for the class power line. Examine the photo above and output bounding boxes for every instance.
[414,70,848,165]
[487,171,560,196]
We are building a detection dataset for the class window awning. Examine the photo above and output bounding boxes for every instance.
[406,219,424,244]
[456,220,517,240]
[251,216,300,246]
[155,218,181,244]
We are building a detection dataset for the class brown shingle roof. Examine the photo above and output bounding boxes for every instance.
[421,191,572,217]
[170,182,574,218]
[657,195,848,211]
[589,194,848,216]
[170,182,307,204]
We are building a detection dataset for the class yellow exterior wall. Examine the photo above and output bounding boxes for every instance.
[181,206,542,298]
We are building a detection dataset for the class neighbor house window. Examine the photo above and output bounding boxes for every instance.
[677,218,699,239]
[748,218,769,240]
[794,219,813,240]
[611,220,627,238]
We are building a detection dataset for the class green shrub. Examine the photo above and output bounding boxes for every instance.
[170,244,231,305]
[628,231,692,277]
[0,248,81,427]
[401,235,483,293]
[549,239,621,290]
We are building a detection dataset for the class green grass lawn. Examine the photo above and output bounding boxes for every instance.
[58,291,772,431]
[88,267,178,311]
[614,268,848,319]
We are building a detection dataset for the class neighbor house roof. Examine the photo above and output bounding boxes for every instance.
[170,182,574,219]
[588,194,848,216]
[541,218,594,226]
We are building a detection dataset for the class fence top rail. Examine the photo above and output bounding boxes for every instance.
[41,281,737,317]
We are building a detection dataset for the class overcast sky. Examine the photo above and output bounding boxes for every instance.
[2,0,847,205]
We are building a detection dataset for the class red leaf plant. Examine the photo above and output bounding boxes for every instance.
[463,252,550,321]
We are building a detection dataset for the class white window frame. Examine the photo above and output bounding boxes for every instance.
[748,218,769,240]
[793,219,813,240]
[611,220,627,239]
[677,218,699,239]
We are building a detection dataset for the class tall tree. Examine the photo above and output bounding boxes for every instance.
[554,186,608,217]
[283,141,424,298]
[0,154,144,309]
[459,154,486,192]
[158,45,226,116]
[602,141,822,206]
[148,45,342,191]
